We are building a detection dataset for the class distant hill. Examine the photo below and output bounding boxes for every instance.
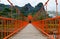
[0,4,10,11]
[0,2,50,20]
[20,3,46,16]
[20,3,34,16]
[0,2,45,16]
[35,2,45,12]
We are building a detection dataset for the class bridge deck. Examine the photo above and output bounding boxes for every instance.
[9,24,48,39]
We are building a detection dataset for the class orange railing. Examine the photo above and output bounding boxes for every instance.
[0,17,28,39]
[43,16,60,39]
[42,16,60,35]
[32,21,54,39]
[32,16,60,39]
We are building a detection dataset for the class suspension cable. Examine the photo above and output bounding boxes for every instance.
[55,0,58,38]
[45,0,49,18]
[33,0,49,20]
[7,0,13,18]
[55,0,58,17]
[7,0,21,18]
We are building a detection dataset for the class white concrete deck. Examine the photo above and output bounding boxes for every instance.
[9,24,48,39]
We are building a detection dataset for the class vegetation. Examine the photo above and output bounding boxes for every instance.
[0,3,50,20]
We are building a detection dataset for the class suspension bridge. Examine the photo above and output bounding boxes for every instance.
[0,0,60,39]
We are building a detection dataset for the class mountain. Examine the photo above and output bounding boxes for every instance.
[20,3,34,16]
[0,4,10,11]
[20,3,45,16]
[0,3,45,15]
[0,4,5,11]
[35,2,45,12]
[0,2,48,20]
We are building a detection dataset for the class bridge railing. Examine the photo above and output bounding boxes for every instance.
[0,17,28,39]
[39,16,60,39]
[0,17,19,39]
[43,17,60,39]
[42,17,60,34]
[32,16,60,39]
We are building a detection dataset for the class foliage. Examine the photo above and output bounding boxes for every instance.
[0,3,50,20]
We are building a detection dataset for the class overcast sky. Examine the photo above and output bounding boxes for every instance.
[0,0,60,12]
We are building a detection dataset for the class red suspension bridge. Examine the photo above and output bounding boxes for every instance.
[0,0,60,39]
